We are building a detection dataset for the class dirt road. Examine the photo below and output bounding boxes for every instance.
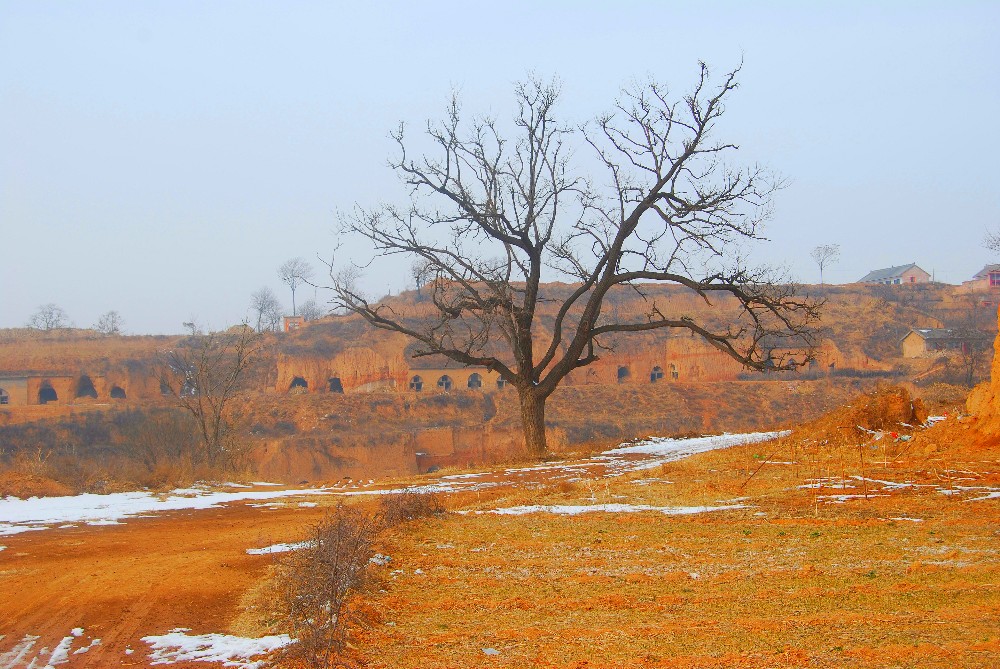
[1,499,324,668]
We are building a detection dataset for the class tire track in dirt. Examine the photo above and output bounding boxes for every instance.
[1,501,326,667]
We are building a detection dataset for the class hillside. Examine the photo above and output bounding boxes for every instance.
[0,281,994,490]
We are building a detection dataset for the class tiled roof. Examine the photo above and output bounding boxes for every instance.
[907,328,990,341]
[858,263,920,282]
[972,264,1000,279]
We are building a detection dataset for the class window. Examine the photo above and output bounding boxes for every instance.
[0,388,8,405]
[670,363,679,380]
[437,375,453,391]
[409,375,423,392]
[650,366,664,383]
[467,373,482,389]
[990,272,1000,288]
[617,366,630,383]
[496,377,507,389]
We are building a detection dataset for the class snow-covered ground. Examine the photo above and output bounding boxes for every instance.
[0,486,334,536]
[0,431,788,537]
[142,629,292,668]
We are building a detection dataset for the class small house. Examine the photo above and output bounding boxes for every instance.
[858,263,931,285]
[283,315,305,332]
[901,328,991,358]
[961,264,1000,293]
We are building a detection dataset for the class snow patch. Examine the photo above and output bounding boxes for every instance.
[605,431,788,457]
[142,629,292,668]
[0,635,40,668]
[44,634,76,667]
[0,487,333,536]
[245,541,312,555]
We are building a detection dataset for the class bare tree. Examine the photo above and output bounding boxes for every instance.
[985,229,1000,254]
[332,67,820,455]
[249,287,283,332]
[94,310,124,336]
[279,257,314,316]
[157,324,262,469]
[411,259,434,297]
[27,303,68,331]
[299,298,325,322]
[810,244,840,285]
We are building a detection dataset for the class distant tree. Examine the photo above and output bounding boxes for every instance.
[985,229,1000,254]
[27,303,68,331]
[249,287,283,332]
[411,259,434,297]
[810,244,840,285]
[279,258,315,316]
[299,299,325,322]
[94,310,124,336]
[332,68,820,456]
[157,324,262,470]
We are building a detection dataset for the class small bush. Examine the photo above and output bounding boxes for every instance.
[378,491,444,528]
[275,506,379,668]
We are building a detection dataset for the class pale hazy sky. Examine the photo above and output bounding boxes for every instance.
[2,1,998,334]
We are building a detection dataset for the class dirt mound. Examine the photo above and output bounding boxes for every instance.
[0,471,74,498]
[784,385,927,449]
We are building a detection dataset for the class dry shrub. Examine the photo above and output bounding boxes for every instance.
[271,494,443,667]
[377,491,445,528]
[275,505,379,668]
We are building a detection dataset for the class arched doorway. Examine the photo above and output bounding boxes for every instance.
[76,375,98,399]
[467,373,482,389]
[328,377,344,393]
[437,375,453,391]
[289,377,308,392]
[110,386,127,399]
[409,375,423,392]
[38,382,58,404]
[650,366,664,383]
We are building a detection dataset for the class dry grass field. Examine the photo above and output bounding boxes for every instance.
[230,389,1000,668]
[2,387,998,669]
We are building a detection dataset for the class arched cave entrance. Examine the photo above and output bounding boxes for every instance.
[289,377,308,392]
[650,366,664,383]
[76,375,98,399]
[409,375,423,392]
[617,366,630,383]
[38,382,58,404]
[467,373,482,389]
[110,386,127,399]
[328,377,344,393]
[437,375,453,392]
[0,388,9,405]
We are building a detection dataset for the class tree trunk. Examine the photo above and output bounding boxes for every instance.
[518,388,548,456]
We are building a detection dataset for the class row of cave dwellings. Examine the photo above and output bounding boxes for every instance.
[283,364,685,395]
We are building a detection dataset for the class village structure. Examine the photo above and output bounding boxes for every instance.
[3,263,999,409]
[858,263,931,285]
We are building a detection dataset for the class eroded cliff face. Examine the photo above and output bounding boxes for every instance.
[966,308,1000,429]
[274,347,410,394]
